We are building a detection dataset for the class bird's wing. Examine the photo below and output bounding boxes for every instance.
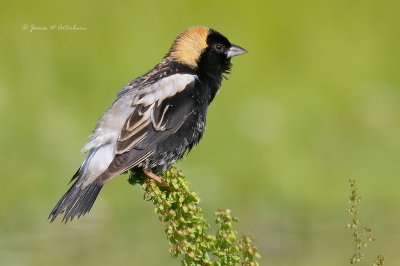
[97,74,197,184]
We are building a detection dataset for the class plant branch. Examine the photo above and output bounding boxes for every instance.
[128,168,261,265]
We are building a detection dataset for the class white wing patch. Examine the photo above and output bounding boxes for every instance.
[135,74,195,106]
[77,73,196,187]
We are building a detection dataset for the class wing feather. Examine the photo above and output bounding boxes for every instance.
[95,75,197,184]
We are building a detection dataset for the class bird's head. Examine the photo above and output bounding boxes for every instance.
[167,26,247,77]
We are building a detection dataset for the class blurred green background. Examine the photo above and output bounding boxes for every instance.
[1,0,399,265]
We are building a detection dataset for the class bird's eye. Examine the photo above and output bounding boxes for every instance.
[215,44,223,52]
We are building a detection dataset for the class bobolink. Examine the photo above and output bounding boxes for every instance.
[49,26,247,223]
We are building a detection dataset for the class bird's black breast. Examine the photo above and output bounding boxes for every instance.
[145,79,209,173]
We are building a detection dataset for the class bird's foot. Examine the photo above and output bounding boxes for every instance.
[143,169,169,188]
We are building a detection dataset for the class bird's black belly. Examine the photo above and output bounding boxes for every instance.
[148,110,206,173]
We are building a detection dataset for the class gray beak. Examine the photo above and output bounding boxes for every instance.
[227,44,248,58]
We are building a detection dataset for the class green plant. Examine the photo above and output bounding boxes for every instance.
[128,168,261,265]
[346,179,384,265]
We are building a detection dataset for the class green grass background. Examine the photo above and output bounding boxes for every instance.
[1,0,399,265]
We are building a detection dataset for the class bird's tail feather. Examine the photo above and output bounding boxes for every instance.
[49,178,103,223]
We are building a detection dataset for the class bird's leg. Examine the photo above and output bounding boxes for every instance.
[143,169,169,188]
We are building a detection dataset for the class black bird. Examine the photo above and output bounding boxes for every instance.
[49,26,247,222]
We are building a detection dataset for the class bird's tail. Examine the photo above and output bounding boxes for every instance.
[48,177,103,223]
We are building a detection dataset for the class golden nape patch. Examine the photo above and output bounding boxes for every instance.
[169,26,210,68]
